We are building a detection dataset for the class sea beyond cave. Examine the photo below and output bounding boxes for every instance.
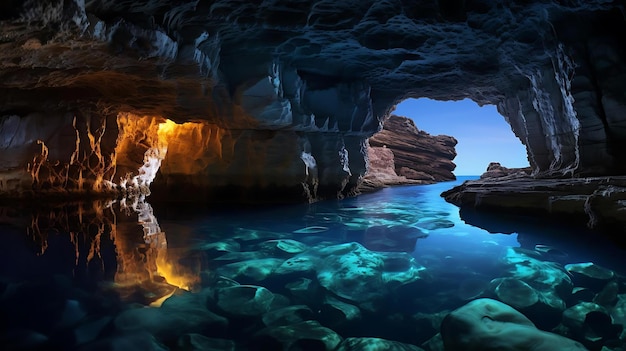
[0,177,624,351]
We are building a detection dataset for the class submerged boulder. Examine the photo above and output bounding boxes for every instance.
[215,285,275,317]
[336,337,425,351]
[565,263,615,291]
[440,298,588,351]
[253,320,342,351]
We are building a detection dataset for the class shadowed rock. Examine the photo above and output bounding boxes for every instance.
[0,1,624,204]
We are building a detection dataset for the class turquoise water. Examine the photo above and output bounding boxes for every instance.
[0,177,624,350]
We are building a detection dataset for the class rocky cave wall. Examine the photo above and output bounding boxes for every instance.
[0,0,625,202]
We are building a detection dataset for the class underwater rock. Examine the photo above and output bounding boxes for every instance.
[254,320,342,351]
[212,251,271,263]
[292,226,329,234]
[274,255,317,275]
[216,258,285,282]
[196,240,241,258]
[362,225,428,252]
[562,302,622,342]
[440,298,588,351]
[177,334,236,351]
[316,242,427,303]
[284,278,321,304]
[215,285,275,317]
[503,248,572,298]
[231,228,288,243]
[381,252,428,288]
[262,305,315,327]
[565,263,615,291]
[499,248,572,328]
[534,244,568,259]
[73,316,113,346]
[0,329,49,351]
[258,239,308,255]
[413,218,455,231]
[316,242,384,302]
[571,287,597,304]
[319,296,362,329]
[421,333,445,351]
[114,296,228,342]
[493,278,539,309]
[594,281,620,307]
[77,331,168,351]
[336,337,425,351]
[456,278,490,301]
[58,299,88,329]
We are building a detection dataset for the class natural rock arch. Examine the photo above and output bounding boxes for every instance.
[0,0,624,202]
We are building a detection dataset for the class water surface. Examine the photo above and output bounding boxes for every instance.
[1,177,624,350]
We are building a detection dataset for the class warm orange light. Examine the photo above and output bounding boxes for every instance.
[155,251,198,292]
[157,119,178,138]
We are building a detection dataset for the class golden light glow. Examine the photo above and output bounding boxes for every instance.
[157,119,178,138]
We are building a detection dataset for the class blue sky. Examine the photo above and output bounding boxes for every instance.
[392,98,529,176]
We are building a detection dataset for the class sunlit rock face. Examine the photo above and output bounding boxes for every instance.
[0,0,625,201]
[369,115,457,182]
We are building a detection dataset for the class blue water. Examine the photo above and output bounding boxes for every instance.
[0,177,625,350]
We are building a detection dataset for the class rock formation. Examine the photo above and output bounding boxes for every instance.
[0,1,625,203]
[441,298,588,351]
[368,115,457,182]
[360,115,457,192]
[443,164,626,233]
[480,162,532,179]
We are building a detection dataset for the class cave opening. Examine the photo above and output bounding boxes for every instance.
[392,97,529,176]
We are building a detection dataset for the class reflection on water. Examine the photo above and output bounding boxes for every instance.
[0,177,625,350]
[1,197,200,307]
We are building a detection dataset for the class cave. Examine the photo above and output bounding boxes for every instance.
[1,1,625,351]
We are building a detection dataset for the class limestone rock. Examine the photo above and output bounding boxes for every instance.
[565,263,615,291]
[215,285,275,317]
[254,320,342,351]
[0,1,624,203]
[369,115,457,182]
[442,176,626,231]
[480,162,532,179]
[336,337,424,351]
[440,298,588,351]
[360,142,424,192]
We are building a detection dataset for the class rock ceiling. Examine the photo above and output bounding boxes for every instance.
[0,0,625,201]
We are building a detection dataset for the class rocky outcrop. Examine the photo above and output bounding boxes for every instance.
[480,162,532,179]
[368,115,457,182]
[0,1,625,202]
[358,142,424,193]
[441,298,588,351]
[442,175,626,233]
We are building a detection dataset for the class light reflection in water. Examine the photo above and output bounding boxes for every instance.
[5,197,200,306]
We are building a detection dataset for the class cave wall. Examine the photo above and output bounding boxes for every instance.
[0,0,625,201]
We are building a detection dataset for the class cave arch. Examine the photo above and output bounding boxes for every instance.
[0,0,625,202]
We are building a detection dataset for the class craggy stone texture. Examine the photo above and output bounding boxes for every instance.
[480,162,532,179]
[359,142,425,193]
[368,115,457,182]
[0,1,625,202]
[442,176,626,232]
